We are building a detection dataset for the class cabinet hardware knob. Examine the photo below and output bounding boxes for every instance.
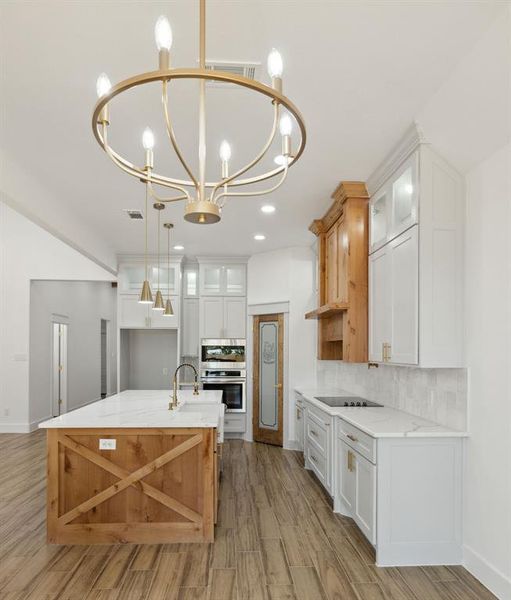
[310,455,317,463]
[310,429,317,436]
[347,434,358,442]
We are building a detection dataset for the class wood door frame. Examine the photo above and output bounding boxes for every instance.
[252,313,284,446]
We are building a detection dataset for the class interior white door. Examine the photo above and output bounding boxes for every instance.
[389,226,419,365]
[200,297,224,338]
[369,245,391,362]
[223,297,246,338]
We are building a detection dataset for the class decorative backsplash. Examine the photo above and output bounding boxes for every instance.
[316,361,467,431]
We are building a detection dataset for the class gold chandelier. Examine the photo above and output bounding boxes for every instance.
[92,0,306,225]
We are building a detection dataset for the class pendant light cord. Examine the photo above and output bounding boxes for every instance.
[167,226,171,299]
[145,184,149,280]
[157,209,161,290]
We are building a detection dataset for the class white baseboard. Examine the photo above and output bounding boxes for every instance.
[0,397,104,434]
[464,544,511,600]
[284,440,301,451]
[0,422,33,433]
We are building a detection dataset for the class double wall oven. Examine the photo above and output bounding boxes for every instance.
[200,339,246,413]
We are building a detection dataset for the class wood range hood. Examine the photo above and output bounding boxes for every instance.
[306,181,369,362]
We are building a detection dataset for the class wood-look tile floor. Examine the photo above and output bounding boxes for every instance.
[0,431,497,600]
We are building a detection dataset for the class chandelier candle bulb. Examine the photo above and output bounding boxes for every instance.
[282,135,291,157]
[155,16,173,51]
[96,74,111,124]
[267,48,283,78]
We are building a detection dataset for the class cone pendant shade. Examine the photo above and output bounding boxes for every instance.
[153,289,165,310]
[163,298,174,316]
[139,280,153,304]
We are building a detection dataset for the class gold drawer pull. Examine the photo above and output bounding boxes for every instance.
[310,429,318,437]
[310,455,318,463]
[347,450,355,472]
[346,434,358,442]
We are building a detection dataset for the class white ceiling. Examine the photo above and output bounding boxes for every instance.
[0,1,505,261]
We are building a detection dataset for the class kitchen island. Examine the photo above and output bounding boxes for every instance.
[39,390,224,545]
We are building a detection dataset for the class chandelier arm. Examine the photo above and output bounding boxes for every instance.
[210,102,280,201]
[216,164,288,208]
[102,123,193,197]
[162,80,200,190]
[148,184,188,203]
[147,181,190,203]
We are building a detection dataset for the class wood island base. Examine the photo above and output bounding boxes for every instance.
[46,427,217,545]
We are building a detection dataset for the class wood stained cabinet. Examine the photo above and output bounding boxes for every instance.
[306,182,369,362]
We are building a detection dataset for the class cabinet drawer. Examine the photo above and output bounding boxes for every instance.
[224,414,246,432]
[306,413,328,456]
[337,419,376,464]
[306,443,327,485]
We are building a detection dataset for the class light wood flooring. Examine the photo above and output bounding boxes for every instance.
[0,431,497,600]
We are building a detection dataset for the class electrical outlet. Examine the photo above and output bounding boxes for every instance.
[99,438,116,450]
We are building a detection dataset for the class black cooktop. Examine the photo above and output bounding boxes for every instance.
[315,396,383,408]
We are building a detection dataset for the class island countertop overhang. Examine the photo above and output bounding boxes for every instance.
[39,389,224,429]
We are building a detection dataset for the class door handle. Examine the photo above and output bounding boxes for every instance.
[274,384,282,389]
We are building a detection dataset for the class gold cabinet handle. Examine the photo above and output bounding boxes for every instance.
[296,408,301,420]
[386,343,391,361]
[310,429,317,437]
[310,454,318,463]
[382,342,386,362]
[347,434,358,442]
[347,450,355,472]
[274,384,282,389]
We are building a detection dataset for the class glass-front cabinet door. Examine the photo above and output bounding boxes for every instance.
[390,152,418,240]
[200,264,223,295]
[119,262,180,295]
[149,264,178,295]
[183,267,199,297]
[225,265,246,296]
[369,185,390,254]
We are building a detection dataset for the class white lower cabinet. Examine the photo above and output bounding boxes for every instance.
[303,401,334,495]
[223,414,246,433]
[295,393,305,452]
[338,439,376,544]
[333,418,463,566]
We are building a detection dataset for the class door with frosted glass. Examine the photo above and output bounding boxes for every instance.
[253,314,284,446]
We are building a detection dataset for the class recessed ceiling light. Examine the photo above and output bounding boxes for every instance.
[274,154,290,166]
[173,245,184,251]
[261,204,276,214]
[254,234,266,241]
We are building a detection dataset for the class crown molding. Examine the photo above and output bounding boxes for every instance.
[196,255,249,264]
[117,253,184,265]
[367,122,429,196]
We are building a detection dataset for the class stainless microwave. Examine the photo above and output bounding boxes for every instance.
[200,339,246,369]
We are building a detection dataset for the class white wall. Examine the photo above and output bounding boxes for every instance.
[462,143,511,599]
[247,246,317,448]
[29,281,117,422]
[0,202,116,432]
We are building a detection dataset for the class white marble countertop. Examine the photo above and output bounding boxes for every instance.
[38,390,225,431]
[295,386,468,438]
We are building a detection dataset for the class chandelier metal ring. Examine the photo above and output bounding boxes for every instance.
[92,68,306,191]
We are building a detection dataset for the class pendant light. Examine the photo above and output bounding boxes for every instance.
[152,202,165,311]
[163,223,174,317]
[139,184,153,304]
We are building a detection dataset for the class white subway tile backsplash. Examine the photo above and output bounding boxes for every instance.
[316,361,467,430]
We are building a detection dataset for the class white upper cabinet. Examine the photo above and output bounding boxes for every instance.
[182,298,199,356]
[199,263,246,296]
[150,296,180,329]
[119,295,150,329]
[368,127,464,368]
[199,296,246,339]
[388,226,418,365]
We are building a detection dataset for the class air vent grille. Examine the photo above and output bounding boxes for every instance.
[205,61,260,87]
[124,209,144,220]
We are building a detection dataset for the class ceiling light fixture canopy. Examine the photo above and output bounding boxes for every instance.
[92,0,305,225]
